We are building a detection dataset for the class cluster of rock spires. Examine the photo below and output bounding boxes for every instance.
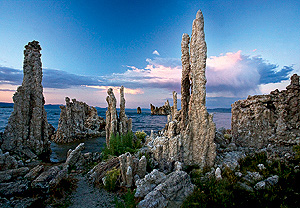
[51,97,105,143]
[150,100,171,115]
[147,10,216,169]
[1,41,54,161]
[105,86,132,146]
[232,74,300,148]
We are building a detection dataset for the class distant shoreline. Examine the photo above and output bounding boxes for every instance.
[0,102,231,113]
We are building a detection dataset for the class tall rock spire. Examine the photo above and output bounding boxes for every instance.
[187,10,216,167]
[2,41,53,160]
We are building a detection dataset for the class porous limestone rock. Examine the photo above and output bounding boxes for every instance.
[148,10,216,169]
[135,169,167,198]
[232,74,300,148]
[2,41,53,161]
[24,165,44,181]
[0,167,29,183]
[171,91,178,121]
[106,88,118,146]
[105,86,132,146]
[150,100,171,115]
[64,143,85,169]
[52,97,105,143]
[137,170,195,208]
[254,175,279,190]
[118,152,147,187]
[137,107,142,114]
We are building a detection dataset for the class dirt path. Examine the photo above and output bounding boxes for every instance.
[69,174,116,208]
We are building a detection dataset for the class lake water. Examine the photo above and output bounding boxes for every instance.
[0,105,231,162]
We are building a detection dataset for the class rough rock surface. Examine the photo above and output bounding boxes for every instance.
[148,10,216,169]
[2,41,53,160]
[137,107,142,114]
[105,86,132,146]
[118,152,147,187]
[137,170,195,208]
[52,97,105,143]
[232,74,300,148]
[150,100,171,115]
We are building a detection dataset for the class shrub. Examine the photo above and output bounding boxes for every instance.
[114,189,137,208]
[103,168,120,192]
[135,131,147,143]
[102,131,141,159]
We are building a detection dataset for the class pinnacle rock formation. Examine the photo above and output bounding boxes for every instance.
[51,97,105,143]
[148,10,216,169]
[105,86,132,146]
[150,100,171,115]
[137,107,142,114]
[231,74,300,148]
[2,41,53,161]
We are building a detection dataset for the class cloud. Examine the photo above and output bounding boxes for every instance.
[85,85,144,95]
[152,50,160,56]
[206,51,294,96]
[0,52,295,102]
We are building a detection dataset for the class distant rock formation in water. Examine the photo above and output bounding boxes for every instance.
[137,107,142,114]
[232,74,300,148]
[106,86,132,147]
[1,41,53,161]
[148,10,216,169]
[150,100,171,115]
[51,97,105,143]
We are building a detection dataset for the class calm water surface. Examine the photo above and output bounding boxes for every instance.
[0,106,231,162]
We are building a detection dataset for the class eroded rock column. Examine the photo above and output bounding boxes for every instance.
[2,41,53,160]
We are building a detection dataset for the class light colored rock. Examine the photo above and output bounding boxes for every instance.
[135,169,167,198]
[254,175,279,190]
[106,86,132,146]
[243,171,263,184]
[232,74,300,148]
[137,170,194,208]
[2,41,53,161]
[149,10,216,169]
[215,167,222,180]
[137,156,147,179]
[150,100,171,115]
[174,161,183,171]
[171,91,177,121]
[257,164,266,171]
[31,166,61,189]
[52,97,105,143]
[126,166,133,187]
[64,143,85,168]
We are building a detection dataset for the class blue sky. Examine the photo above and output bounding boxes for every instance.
[0,0,300,108]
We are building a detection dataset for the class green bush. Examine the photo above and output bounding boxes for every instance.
[182,150,300,208]
[135,131,147,143]
[102,131,142,159]
[103,168,120,192]
[114,189,137,208]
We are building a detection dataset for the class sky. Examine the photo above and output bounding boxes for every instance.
[0,0,300,109]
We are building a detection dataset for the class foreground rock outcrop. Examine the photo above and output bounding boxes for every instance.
[106,86,132,146]
[232,74,300,148]
[150,100,171,115]
[136,169,194,208]
[1,41,53,161]
[51,97,105,143]
[148,10,216,169]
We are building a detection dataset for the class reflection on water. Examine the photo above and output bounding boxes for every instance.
[0,106,231,162]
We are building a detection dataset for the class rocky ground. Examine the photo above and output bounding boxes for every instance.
[68,173,116,208]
